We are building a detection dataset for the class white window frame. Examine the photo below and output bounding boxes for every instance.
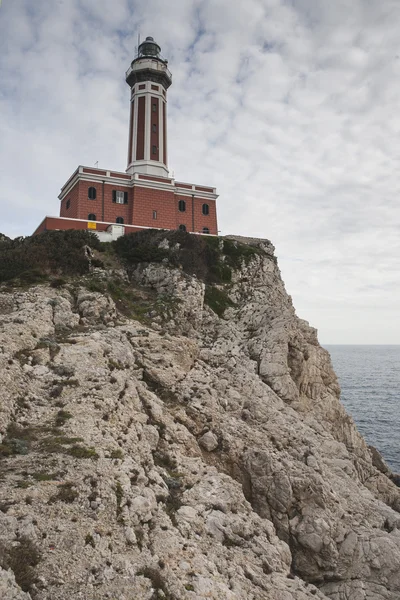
[116,191,124,204]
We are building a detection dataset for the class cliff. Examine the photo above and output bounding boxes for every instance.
[0,230,399,600]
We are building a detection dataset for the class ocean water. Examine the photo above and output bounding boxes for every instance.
[324,345,400,474]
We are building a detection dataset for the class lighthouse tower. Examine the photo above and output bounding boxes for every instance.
[125,37,172,178]
[34,35,219,238]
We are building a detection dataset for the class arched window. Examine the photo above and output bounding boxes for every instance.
[178,224,187,232]
[202,227,210,234]
[178,200,186,212]
[88,187,97,200]
[116,217,124,224]
[66,199,70,210]
[202,203,209,216]
[88,213,96,221]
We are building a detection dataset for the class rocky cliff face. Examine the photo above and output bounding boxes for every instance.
[0,232,399,600]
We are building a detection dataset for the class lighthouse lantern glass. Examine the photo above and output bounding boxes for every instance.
[139,38,161,58]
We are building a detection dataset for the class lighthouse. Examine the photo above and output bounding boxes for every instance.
[34,36,219,238]
[126,37,172,178]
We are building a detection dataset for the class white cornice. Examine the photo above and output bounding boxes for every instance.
[58,169,218,201]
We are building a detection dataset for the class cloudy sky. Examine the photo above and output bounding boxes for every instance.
[1,0,400,344]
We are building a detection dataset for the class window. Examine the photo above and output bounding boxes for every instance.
[202,203,209,216]
[153,210,157,220]
[152,103,157,112]
[88,213,96,221]
[88,187,97,200]
[66,199,70,210]
[112,190,128,204]
[179,224,187,232]
[178,200,186,212]
[152,124,157,133]
[202,227,210,234]
[116,217,124,224]
[152,145,157,155]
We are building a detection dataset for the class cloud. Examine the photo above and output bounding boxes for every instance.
[1,0,400,343]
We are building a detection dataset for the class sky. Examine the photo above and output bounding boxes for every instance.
[1,0,400,344]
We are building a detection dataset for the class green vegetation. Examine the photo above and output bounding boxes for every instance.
[137,566,174,599]
[82,276,156,323]
[32,471,59,482]
[85,534,95,548]
[115,481,123,517]
[204,286,235,317]
[0,419,97,462]
[113,229,262,285]
[67,445,98,459]
[110,448,124,459]
[0,229,263,325]
[0,423,37,457]
[221,238,260,268]
[55,410,73,427]
[0,230,100,284]
[16,480,32,489]
[0,536,41,593]
[0,229,261,289]
[48,482,78,504]
[39,435,84,454]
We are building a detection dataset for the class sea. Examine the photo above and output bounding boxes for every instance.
[324,345,400,474]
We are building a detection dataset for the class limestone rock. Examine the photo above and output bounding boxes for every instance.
[0,567,31,600]
[0,235,399,600]
[198,431,219,452]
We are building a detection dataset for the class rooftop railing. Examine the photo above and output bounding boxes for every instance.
[125,57,172,81]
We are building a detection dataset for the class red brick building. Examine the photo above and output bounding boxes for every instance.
[34,37,218,239]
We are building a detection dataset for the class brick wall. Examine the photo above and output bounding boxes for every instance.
[34,217,146,235]
[60,182,80,219]
[174,194,193,231]
[59,175,218,235]
[73,181,132,224]
[193,197,218,235]
[132,186,176,229]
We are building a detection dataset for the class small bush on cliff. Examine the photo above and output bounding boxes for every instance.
[48,482,78,504]
[204,285,235,317]
[0,230,100,283]
[113,229,259,285]
[0,536,41,593]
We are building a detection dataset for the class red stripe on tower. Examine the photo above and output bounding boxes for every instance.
[136,97,146,161]
[151,97,159,162]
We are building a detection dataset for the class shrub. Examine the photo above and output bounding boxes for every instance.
[0,423,37,457]
[0,230,100,284]
[48,482,78,504]
[32,472,58,482]
[110,449,123,459]
[137,566,165,592]
[85,534,95,548]
[115,481,123,516]
[0,536,41,593]
[113,229,261,286]
[55,410,73,427]
[39,435,83,454]
[204,286,235,317]
[67,445,98,459]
